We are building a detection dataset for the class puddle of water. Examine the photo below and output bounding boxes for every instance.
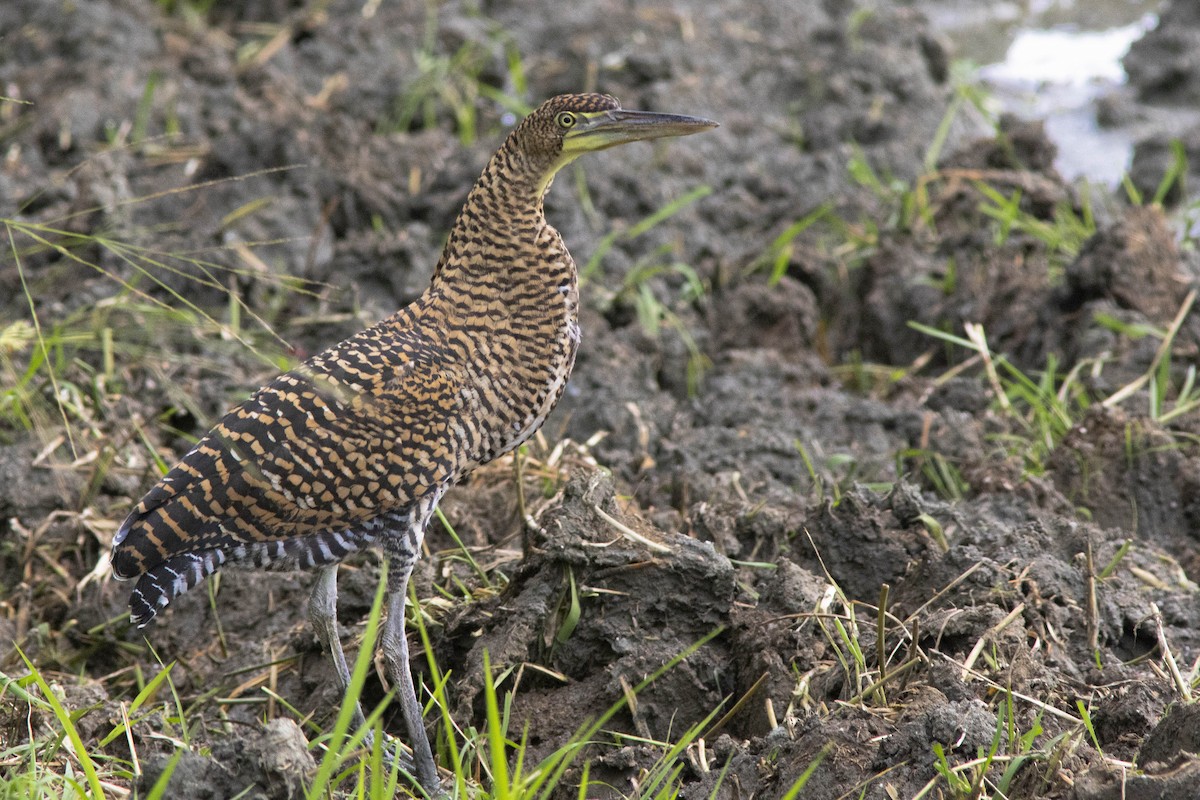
[981,21,1151,86]
[928,0,1162,186]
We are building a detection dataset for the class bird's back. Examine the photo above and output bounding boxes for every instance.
[111,295,480,623]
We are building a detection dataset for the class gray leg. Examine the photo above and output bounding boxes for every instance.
[380,556,440,793]
[310,563,417,770]
[308,565,371,734]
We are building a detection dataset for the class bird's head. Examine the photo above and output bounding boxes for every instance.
[511,93,717,194]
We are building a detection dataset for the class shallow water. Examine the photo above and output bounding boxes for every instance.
[927,0,1162,185]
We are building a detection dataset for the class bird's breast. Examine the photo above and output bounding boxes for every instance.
[454,273,579,464]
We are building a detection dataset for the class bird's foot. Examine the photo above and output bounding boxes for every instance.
[359,730,444,797]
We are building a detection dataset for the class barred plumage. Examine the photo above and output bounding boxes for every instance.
[111,93,715,794]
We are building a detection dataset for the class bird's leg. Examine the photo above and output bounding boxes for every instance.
[308,566,372,734]
[380,555,440,793]
[310,563,421,775]
[310,565,392,753]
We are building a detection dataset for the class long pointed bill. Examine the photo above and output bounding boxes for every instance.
[562,109,718,154]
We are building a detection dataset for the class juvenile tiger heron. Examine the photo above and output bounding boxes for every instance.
[111,93,716,794]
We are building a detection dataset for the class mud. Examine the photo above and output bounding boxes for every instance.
[3,0,1200,798]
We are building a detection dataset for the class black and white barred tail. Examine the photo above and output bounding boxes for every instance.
[121,521,394,627]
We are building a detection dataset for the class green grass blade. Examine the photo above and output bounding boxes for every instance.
[145,748,184,800]
[436,506,491,587]
[627,185,712,239]
[483,650,512,800]
[532,627,725,800]
[15,645,107,800]
[97,662,176,747]
[553,566,581,646]
[780,742,833,799]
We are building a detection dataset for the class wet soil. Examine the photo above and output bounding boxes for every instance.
[3,1,1200,798]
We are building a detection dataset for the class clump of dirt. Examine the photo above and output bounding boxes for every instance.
[440,471,735,766]
[3,0,1200,798]
[1123,0,1200,207]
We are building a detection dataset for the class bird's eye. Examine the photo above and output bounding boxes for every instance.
[555,111,577,129]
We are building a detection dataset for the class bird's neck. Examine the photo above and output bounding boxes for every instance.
[430,144,566,289]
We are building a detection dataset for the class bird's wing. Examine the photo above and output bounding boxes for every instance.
[111,324,467,579]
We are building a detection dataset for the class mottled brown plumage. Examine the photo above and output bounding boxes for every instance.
[111,93,714,793]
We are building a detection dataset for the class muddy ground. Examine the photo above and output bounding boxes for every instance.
[3,0,1200,798]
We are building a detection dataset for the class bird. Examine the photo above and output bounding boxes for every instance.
[109,93,715,794]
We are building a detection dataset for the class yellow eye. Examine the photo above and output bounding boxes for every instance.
[555,111,577,129]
